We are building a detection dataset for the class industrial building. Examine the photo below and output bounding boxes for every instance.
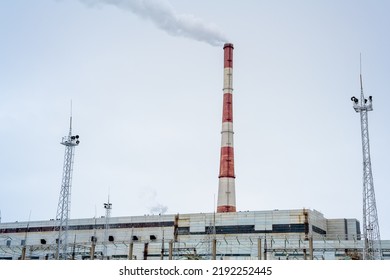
[0,43,388,260]
[1,209,389,260]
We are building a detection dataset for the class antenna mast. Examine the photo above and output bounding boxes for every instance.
[350,58,382,260]
[54,107,80,260]
[103,195,112,259]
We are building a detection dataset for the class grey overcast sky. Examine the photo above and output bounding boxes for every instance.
[1,0,389,239]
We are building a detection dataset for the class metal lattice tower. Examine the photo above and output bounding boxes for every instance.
[55,115,80,259]
[350,65,382,260]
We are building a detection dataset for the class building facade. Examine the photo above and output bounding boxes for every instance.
[1,208,388,260]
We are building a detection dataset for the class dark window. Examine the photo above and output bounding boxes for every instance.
[312,225,326,235]
[212,225,255,234]
[177,227,190,235]
[272,224,305,233]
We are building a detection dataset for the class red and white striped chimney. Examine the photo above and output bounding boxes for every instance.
[217,43,236,213]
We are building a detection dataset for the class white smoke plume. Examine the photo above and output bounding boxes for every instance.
[80,0,228,46]
[149,204,168,215]
[139,188,168,215]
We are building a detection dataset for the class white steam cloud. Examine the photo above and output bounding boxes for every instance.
[149,204,168,215]
[139,188,168,215]
[80,0,228,46]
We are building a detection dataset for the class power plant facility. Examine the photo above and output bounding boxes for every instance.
[0,44,389,260]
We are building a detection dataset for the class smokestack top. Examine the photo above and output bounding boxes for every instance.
[223,43,234,69]
[223,43,234,49]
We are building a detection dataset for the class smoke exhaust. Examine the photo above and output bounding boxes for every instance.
[80,0,228,46]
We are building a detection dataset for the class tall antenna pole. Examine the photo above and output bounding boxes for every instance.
[21,210,32,260]
[350,58,382,260]
[55,107,80,260]
[103,195,112,259]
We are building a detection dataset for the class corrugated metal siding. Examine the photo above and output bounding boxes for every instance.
[254,211,273,231]
[189,214,206,233]
[327,219,346,239]
[308,210,327,231]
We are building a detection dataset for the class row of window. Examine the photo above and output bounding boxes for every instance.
[177,223,321,235]
[0,221,175,234]
[2,234,162,247]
